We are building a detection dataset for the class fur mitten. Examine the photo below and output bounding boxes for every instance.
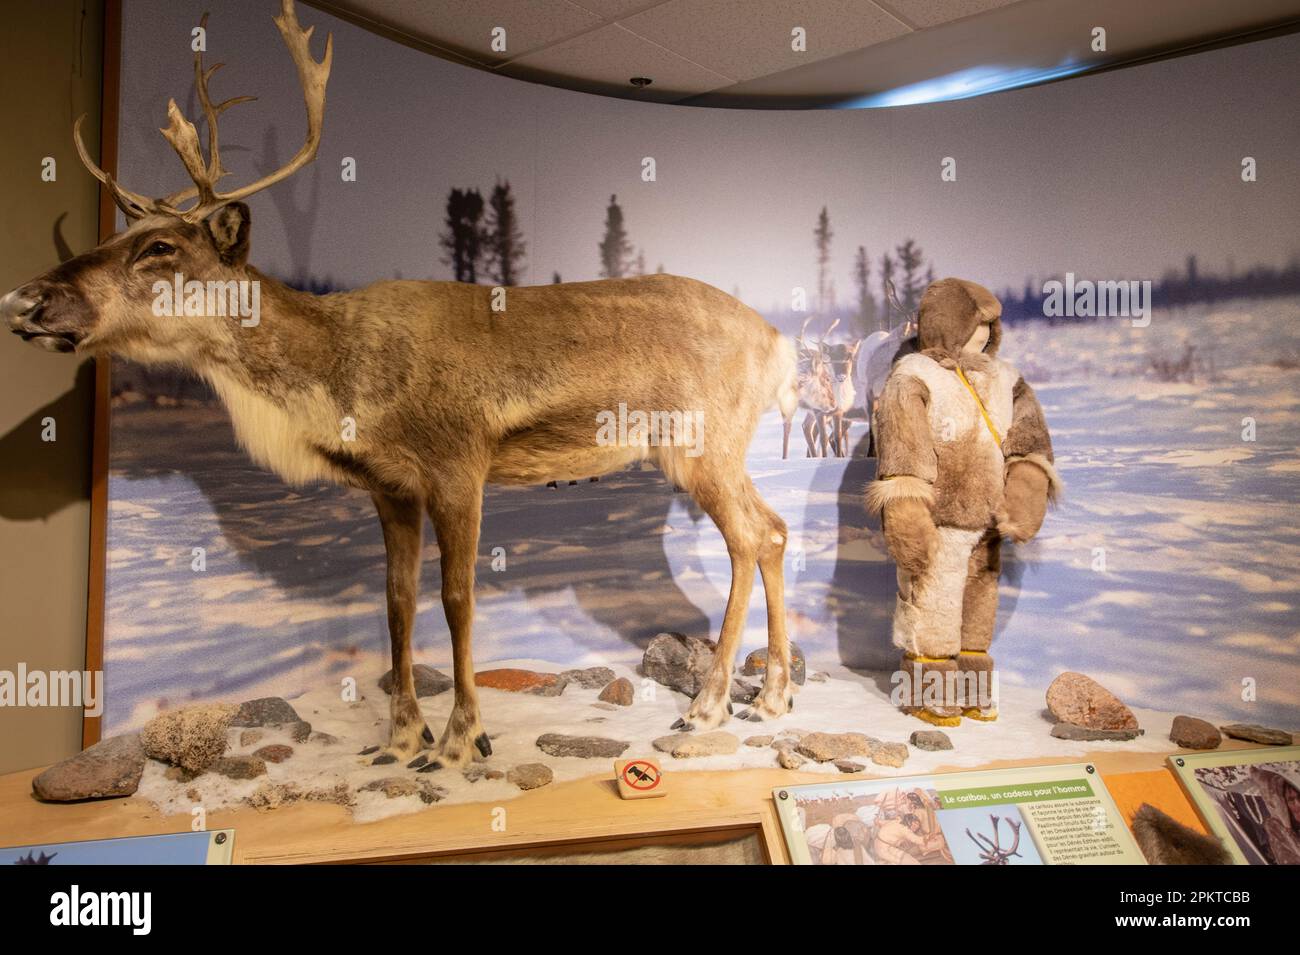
[883,498,939,577]
[997,460,1050,543]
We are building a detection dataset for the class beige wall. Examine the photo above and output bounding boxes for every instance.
[0,0,104,772]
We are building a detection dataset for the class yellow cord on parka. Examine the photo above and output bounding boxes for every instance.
[954,365,1002,445]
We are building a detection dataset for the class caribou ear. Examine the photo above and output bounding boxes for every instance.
[205,202,251,266]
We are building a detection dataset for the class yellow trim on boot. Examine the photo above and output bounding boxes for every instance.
[904,654,953,664]
[962,707,998,722]
[909,708,963,727]
[958,650,988,657]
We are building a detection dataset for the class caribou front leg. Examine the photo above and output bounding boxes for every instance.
[421,474,491,771]
[370,492,432,765]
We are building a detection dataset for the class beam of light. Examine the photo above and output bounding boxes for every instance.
[835,58,1089,109]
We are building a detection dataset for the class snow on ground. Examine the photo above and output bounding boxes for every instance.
[135,656,1201,823]
[105,297,1300,738]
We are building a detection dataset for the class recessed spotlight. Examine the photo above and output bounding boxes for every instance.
[630,76,653,88]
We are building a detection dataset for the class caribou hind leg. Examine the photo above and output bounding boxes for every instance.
[371,492,433,764]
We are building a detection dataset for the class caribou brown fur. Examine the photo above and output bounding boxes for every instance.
[2,0,800,768]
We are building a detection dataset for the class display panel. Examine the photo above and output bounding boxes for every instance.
[1170,746,1300,865]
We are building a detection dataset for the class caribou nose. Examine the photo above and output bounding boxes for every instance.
[2,286,45,332]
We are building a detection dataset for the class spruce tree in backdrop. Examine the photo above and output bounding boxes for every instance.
[439,187,486,283]
[599,195,633,279]
[853,245,878,334]
[896,238,925,315]
[813,206,833,314]
[484,179,527,286]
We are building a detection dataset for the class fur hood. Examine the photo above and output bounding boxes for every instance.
[915,278,1003,360]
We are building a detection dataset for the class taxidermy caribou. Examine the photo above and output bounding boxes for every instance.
[2,0,800,769]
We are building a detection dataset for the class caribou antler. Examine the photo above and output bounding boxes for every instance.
[74,0,331,223]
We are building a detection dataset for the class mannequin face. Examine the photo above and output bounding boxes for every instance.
[962,323,991,354]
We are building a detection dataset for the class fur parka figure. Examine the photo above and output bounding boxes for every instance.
[866,278,1061,726]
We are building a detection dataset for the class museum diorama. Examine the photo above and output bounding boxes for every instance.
[1,0,1298,873]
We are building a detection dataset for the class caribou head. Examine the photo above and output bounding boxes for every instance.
[1,0,331,364]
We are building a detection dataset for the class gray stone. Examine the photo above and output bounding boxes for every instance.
[287,720,312,743]
[1051,722,1142,742]
[1046,672,1138,731]
[809,672,830,683]
[309,731,340,746]
[641,631,716,696]
[730,677,760,704]
[834,760,865,774]
[910,730,953,751]
[796,732,876,762]
[1170,716,1221,750]
[508,763,554,790]
[379,664,452,698]
[1221,723,1294,746]
[239,729,264,748]
[597,677,634,706]
[32,734,146,802]
[535,733,630,759]
[652,731,740,758]
[560,666,617,689]
[741,644,807,685]
[211,755,268,780]
[231,697,300,727]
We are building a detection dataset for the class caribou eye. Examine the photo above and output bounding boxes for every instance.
[140,241,176,260]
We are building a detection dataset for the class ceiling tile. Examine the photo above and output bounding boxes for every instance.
[331,0,602,65]
[874,0,1023,30]
[498,23,734,101]
[619,0,911,83]
[565,0,673,20]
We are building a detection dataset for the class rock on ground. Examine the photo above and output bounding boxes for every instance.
[476,668,562,694]
[141,704,236,772]
[870,741,909,768]
[560,666,616,689]
[1220,723,1293,746]
[742,644,807,685]
[254,744,294,764]
[379,664,453,698]
[535,734,629,759]
[597,677,635,706]
[1169,716,1221,750]
[32,734,146,802]
[1046,672,1139,731]
[910,730,953,751]
[835,760,864,774]
[652,731,740,758]
[508,763,554,790]
[745,735,774,747]
[361,777,447,804]
[796,732,876,762]
[641,632,717,697]
[1051,723,1141,742]
[778,749,806,770]
[231,697,300,727]
[211,755,268,780]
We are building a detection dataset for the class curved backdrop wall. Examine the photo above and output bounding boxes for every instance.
[103,0,1300,733]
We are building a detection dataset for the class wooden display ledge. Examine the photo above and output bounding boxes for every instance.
[0,743,1260,864]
